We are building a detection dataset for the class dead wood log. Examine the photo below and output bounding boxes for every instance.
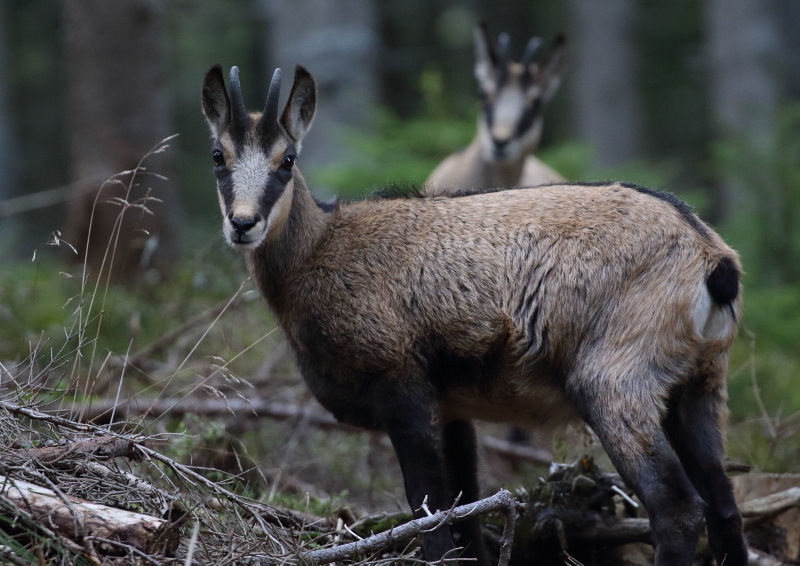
[739,486,800,520]
[3,435,141,466]
[748,548,783,566]
[299,489,524,565]
[0,474,179,556]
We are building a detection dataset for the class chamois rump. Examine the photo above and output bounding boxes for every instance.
[425,24,566,196]
[201,64,748,566]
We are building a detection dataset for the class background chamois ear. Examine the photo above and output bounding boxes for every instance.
[279,65,316,146]
[201,64,231,137]
[473,23,498,95]
[535,34,567,103]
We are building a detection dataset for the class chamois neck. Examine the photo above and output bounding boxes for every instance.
[246,170,333,313]
[469,136,528,189]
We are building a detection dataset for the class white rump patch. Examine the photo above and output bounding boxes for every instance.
[692,283,732,342]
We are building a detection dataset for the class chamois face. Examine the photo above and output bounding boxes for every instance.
[201,65,316,249]
[474,26,565,163]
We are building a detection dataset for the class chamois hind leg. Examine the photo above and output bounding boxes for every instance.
[573,377,705,566]
[663,380,748,566]
[376,383,456,562]
[443,419,490,566]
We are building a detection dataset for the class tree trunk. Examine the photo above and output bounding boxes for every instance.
[566,0,642,168]
[707,0,779,151]
[259,0,378,191]
[775,0,800,100]
[63,0,181,285]
[0,3,17,247]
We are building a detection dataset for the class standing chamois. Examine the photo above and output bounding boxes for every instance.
[425,24,566,196]
[201,64,748,566]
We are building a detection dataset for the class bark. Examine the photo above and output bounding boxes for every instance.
[0,474,179,556]
[62,0,181,284]
[566,0,642,167]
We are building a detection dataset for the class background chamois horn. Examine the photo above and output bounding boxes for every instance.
[521,36,542,66]
[228,66,250,138]
[496,32,511,65]
[259,68,282,141]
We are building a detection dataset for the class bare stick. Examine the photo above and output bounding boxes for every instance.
[300,489,523,565]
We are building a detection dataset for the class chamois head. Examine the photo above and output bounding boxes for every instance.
[201,65,316,249]
[474,24,566,163]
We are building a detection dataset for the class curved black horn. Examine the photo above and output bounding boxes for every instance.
[496,32,511,65]
[521,36,542,66]
[259,68,282,139]
[229,66,250,136]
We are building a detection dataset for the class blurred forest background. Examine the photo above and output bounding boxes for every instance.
[1,0,800,513]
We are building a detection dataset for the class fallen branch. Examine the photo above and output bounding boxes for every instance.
[0,474,179,556]
[3,434,141,466]
[739,487,800,521]
[67,397,553,466]
[299,489,523,565]
[567,517,651,545]
[70,396,353,431]
[481,435,552,466]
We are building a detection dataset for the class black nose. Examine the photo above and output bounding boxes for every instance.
[493,137,510,149]
[229,214,260,236]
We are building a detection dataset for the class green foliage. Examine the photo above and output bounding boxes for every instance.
[269,490,353,519]
[715,104,800,285]
[309,71,477,196]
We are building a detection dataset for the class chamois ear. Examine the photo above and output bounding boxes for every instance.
[473,23,498,95]
[280,65,316,145]
[535,34,567,103]
[202,64,231,137]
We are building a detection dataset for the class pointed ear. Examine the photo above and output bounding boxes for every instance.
[202,64,231,137]
[473,23,498,95]
[280,65,316,145]
[534,34,567,103]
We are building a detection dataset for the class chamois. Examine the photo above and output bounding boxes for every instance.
[201,64,748,566]
[425,25,566,196]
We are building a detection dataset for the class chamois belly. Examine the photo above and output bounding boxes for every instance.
[439,379,578,426]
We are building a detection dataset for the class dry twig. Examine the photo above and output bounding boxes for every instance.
[300,489,523,565]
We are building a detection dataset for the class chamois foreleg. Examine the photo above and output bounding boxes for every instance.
[443,418,490,566]
[663,380,748,566]
[573,375,706,566]
[377,382,457,561]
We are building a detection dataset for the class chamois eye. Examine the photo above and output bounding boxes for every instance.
[281,155,296,170]
[212,149,224,167]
